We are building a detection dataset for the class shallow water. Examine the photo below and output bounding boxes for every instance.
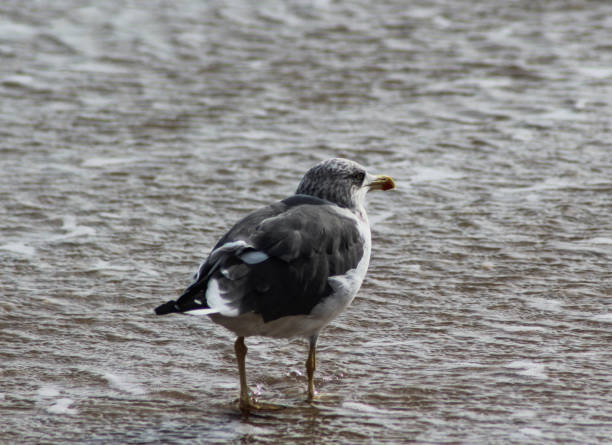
[1,1,611,443]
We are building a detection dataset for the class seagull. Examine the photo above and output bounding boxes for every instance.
[154,158,395,414]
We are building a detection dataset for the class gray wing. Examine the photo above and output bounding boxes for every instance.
[156,195,365,322]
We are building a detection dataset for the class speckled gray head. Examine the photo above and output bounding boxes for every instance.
[296,158,395,209]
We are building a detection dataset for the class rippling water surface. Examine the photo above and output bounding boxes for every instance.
[1,1,611,443]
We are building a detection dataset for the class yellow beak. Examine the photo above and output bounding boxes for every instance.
[368,175,395,191]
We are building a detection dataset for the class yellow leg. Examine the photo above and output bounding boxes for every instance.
[234,336,251,413]
[306,335,318,401]
[234,336,285,414]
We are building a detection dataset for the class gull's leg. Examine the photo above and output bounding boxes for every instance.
[234,336,285,414]
[306,334,318,401]
[234,336,252,414]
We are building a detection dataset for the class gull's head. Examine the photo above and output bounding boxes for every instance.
[296,158,395,209]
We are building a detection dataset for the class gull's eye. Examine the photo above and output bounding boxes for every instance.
[351,171,365,183]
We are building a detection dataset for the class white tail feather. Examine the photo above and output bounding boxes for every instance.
[185,308,220,316]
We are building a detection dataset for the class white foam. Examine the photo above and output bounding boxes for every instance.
[505,360,548,379]
[0,23,36,39]
[2,74,49,92]
[47,215,97,242]
[445,361,487,370]
[405,264,421,273]
[341,401,382,414]
[46,398,78,415]
[518,427,543,438]
[500,177,574,197]
[411,167,463,183]
[61,215,96,237]
[104,372,146,395]
[135,266,160,278]
[87,259,132,273]
[592,313,612,323]
[82,157,139,167]
[491,321,549,333]
[511,128,535,142]
[37,385,61,398]
[576,66,612,79]
[481,260,495,270]
[578,238,612,254]
[0,242,36,256]
[526,297,563,312]
[63,225,97,238]
[585,237,612,245]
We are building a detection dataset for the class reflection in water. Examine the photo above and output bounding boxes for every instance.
[1,0,611,443]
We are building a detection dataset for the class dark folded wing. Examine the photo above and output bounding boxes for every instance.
[158,195,365,322]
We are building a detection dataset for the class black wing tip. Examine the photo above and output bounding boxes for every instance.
[154,300,179,315]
